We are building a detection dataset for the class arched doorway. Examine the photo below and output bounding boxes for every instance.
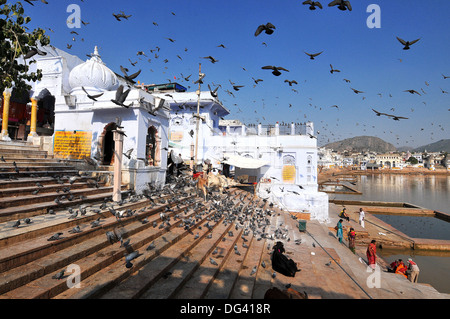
[99,122,117,165]
[146,126,158,166]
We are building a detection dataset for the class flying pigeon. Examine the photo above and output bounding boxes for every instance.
[111,85,133,108]
[261,65,289,76]
[302,1,323,10]
[304,51,323,59]
[396,37,420,50]
[254,22,276,36]
[328,0,352,11]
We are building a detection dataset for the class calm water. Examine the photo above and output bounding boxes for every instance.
[333,174,450,294]
[332,174,450,213]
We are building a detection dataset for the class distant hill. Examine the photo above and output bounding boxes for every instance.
[412,139,450,153]
[322,136,397,153]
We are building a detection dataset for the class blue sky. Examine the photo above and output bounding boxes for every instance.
[21,0,450,148]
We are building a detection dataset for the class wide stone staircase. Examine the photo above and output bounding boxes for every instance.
[0,141,447,300]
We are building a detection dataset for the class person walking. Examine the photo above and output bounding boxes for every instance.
[336,219,343,243]
[347,227,356,254]
[366,239,377,270]
[358,208,365,228]
[407,258,420,283]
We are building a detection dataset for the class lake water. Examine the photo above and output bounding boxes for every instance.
[332,174,450,294]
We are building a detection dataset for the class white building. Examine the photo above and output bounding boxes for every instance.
[2,46,329,222]
[153,88,329,222]
[11,46,171,193]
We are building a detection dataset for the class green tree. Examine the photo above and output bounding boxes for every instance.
[0,0,50,94]
[406,156,418,165]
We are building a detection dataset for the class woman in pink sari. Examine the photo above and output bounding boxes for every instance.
[366,240,377,269]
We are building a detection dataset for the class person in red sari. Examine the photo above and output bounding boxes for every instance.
[366,240,377,270]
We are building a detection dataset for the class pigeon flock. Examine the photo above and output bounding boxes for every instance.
[22,1,449,148]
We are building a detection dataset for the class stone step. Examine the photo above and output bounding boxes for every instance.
[0,186,128,223]
[0,149,49,156]
[0,154,54,160]
[0,195,201,298]
[0,185,117,210]
[0,181,105,198]
[140,195,259,299]
[0,176,100,190]
[0,164,75,173]
[53,192,244,299]
[0,144,41,152]
[0,170,80,180]
[0,161,67,167]
[54,199,217,299]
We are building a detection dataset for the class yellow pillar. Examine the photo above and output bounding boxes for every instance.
[28,97,38,138]
[1,90,12,139]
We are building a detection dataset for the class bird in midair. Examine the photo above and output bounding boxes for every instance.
[302,1,323,10]
[122,68,141,85]
[330,64,340,74]
[123,148,133,159]
[208,84,219,98]
[396,37,420,50]
[442,74,450,79]
[232,85,244,91]
[350,87,364,94]
[284,80,298,86]
[261,65,289,76]
[111,85,133,108]
[404,89,421,96]
[328,0,352,11]
[304,51,323,60]
[24,47,47,59]
[372,108,388,117]
[202,56,219,63]
[82,87,104,101]
[254,22,276,36]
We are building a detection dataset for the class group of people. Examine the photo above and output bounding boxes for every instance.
[338,207,365,228]
[335,207,421,284]
[388,258,420,283]
[335,207,366,254]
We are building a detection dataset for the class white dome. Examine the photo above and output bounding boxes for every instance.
[68,46,119,93]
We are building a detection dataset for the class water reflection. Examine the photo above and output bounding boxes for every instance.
[378,248,450,294]
[334,174,450,294]
[335,175,450,213]
[372,214,450,240]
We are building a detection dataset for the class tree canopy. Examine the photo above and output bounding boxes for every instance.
[0,0,50,95]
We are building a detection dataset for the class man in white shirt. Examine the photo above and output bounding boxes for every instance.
[358,208,365,228]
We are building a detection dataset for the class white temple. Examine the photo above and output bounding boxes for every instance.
[1,45,329,222]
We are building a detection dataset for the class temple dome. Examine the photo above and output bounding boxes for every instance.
[68,46,119,93]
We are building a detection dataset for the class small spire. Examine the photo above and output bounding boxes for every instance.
[90,46,101,62]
